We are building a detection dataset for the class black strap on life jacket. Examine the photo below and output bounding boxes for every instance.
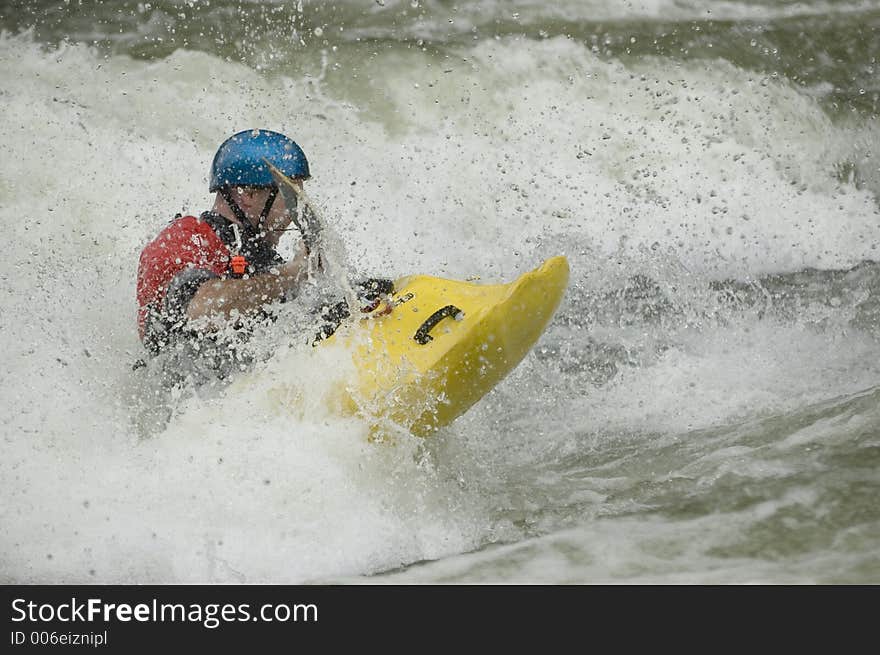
[215,187,280,270]
[199,211,283,274]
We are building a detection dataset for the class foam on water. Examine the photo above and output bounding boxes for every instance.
[1,28,878,582]
[378,385,880,583]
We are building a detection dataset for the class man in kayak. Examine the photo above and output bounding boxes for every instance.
[136,129,323,382]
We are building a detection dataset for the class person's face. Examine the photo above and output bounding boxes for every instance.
[229,180,304,247]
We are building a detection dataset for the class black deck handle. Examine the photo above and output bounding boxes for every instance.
[414,305,463,344]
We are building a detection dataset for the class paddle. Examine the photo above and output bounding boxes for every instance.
[263,158,364,333]
[263,158,324,259]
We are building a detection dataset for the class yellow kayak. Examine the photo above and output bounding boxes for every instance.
[254,164,569,438]
[327,256,570,438]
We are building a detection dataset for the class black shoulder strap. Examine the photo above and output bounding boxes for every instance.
[198,211,283,273]
[199,211,239,251]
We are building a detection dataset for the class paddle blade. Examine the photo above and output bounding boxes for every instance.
[264,158,323,250]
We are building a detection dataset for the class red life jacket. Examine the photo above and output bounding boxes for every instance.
[136,214,232,342]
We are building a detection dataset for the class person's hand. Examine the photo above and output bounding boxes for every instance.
[309,249,325,274]
[275,240,323,296]
[277,243,307,281]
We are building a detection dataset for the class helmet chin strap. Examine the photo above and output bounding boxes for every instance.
[260,187,279,225]
[219,186,280,246]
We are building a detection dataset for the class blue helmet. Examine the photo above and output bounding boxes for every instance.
[209,129,310,191]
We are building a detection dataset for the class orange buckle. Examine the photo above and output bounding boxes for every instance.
[231,255,247,275]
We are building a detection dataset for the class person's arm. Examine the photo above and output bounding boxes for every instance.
[186,247,312,326]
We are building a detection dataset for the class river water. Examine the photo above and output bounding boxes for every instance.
[1,0,879,583]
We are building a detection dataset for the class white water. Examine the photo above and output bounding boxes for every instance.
[1,30,878,583]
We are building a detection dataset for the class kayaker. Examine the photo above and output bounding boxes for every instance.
[135,129,322,379]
